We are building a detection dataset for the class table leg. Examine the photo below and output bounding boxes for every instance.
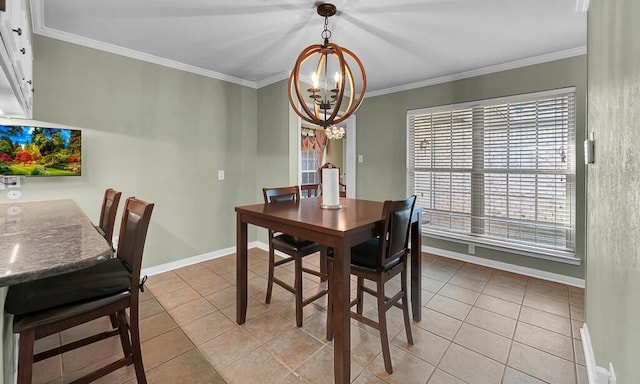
[236,214,248,324]
[410,212,422,321]
[333,242,351,383]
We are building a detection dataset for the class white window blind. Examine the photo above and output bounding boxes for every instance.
[407,88,576,258]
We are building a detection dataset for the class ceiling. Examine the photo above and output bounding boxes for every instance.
[2,0,588,116]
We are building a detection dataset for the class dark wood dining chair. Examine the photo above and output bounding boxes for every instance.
[263,186,328,327]
[95,187,122,250]
[318,162,346,197]
[5,197,155,384]
[326,195,417,374]
[300,183,320,198]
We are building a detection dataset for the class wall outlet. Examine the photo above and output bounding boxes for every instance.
[468,244,475,255]
[358,154,364,163]
[217,170,224,180]
[7,176,20,188]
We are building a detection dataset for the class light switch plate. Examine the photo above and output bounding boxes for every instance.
[584,139,594,164]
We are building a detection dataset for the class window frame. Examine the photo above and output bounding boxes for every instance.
[300,148,319,185]
[407,87,579,263]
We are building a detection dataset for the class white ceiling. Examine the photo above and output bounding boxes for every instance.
[8,0,587,112]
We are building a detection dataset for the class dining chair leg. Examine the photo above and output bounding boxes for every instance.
[265,243,276,304]
[356,276,365,315]
[377,278,393,374]
[129,306,148,384]
[116,311,133,357]
[326,258,334,341]
[17,328,35,384]
[109,313,119,329]
[294,254,304,327]
[319,248,328,282]
[401,264,414,345]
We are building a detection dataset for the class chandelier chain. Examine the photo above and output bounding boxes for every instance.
[321,15,331,41]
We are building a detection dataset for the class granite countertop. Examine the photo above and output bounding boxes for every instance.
[0,199,112,286]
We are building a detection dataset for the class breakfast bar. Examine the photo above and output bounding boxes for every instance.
[0,199,112,383]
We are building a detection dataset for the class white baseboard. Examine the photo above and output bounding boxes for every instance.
[255,241,269,252]
[423,246,585,288]
[580,324,616,384]
[140,242,585,288]
[140,241,261,276]
[262,242,583,287]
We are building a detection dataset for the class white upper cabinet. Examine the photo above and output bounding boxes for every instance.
[0,0,33,117]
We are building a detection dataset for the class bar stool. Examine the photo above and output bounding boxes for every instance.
[5,197,155,384]
[263,185,328,327]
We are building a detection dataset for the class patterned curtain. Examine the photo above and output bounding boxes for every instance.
[313,129,328,164]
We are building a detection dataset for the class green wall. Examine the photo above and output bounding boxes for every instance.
[256,80,293,194]
[19,35,588,282]
[355,56,587,279]
[254,79,300,243]
[18,36,259,269]
[586,1,640,382]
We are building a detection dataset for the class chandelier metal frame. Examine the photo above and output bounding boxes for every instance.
[288,3,367,129]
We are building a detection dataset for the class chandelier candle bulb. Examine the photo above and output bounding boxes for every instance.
[321,168,341,209]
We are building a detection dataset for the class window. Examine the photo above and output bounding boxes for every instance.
[301,149,319,185]
[407,88,576,259]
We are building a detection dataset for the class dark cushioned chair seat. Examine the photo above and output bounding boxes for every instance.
[332,238,401,273]
[13,292,130,333]
[272,234,324,255]
[6,258,131,316]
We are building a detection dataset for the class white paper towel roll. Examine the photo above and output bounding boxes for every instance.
[322,168,340,208]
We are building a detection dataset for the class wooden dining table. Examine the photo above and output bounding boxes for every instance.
[0,199,113,383]
[235,197,422,383]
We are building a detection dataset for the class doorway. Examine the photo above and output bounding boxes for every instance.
[297,117,356,198]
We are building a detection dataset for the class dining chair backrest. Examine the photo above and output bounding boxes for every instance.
[378,196,416,269]
[300,183,320,198]
[263,185,300,204]
[98,188,122,244]
[116,197,154,291]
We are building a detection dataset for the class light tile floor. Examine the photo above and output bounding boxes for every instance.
[32,249,587,384]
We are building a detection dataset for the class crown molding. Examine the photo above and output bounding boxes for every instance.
[575,0,590,12]
[365,46,587,98]
[35,26,258,88]
[30,0,257,89]
[255,71,290,89]
[29,0,586,94]
[29,0,44,33]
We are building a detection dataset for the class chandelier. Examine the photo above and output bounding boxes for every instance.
[325,125,345,140]
[288,3,366,131]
